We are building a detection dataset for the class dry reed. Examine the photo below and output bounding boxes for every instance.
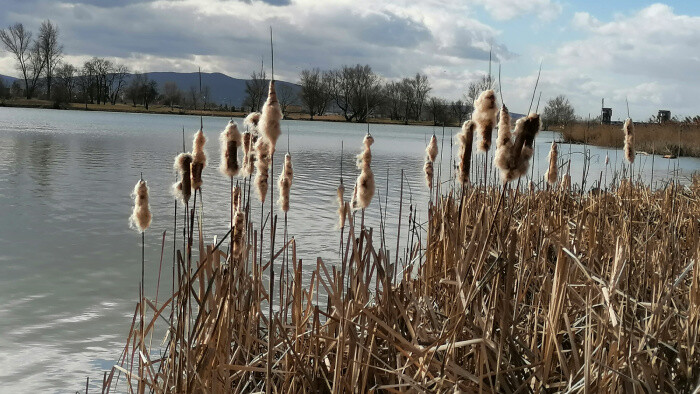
[106,173,700,393]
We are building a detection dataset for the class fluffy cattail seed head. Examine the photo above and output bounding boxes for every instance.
[129,179,152,233]
[494,105,513,174]
[457,120,475,185]
[260,81,283,154]
[254,137,270,202]
[232,185,241,212]
[545,141,558,185]
[277,153,293,212]
[244,112,261,135]
[191,129,207,190]
[496,113,541,183]
[424,160,434,189]
[355,168,375,210]
[336,182,346,229]
[231,210,246,258]
[473,89,498,151]
[426,135,438,163]
[172,153,193,204]
[219,121,241,178]
[623,118,635,163]
[241,132,255,176]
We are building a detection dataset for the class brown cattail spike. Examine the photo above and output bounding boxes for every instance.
[424,135,437,189]
[191,129,206,190]
[426,135,438,163]
[495,113,541,183]
[219,121,241,178]
[545,141,558,185]
[457,120,475,185]
[129,179,152,233]
[241,132,255,176]
[623,118,635,163]
[254,137,270,202]
[172,153,193,204]
[260,81,283,154]
[232,185,241,212]
[277,153,293,212]
[473,89,498,151]
[231,209,246,258]
[494,105,512,175]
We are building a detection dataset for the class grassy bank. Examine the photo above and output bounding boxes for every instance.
[0,98,436,126]
[560,122,700,158]
[102,168,700,392]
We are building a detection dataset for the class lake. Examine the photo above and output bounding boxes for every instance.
[0,107,697,392]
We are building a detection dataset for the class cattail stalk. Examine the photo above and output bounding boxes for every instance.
[457,120,475,185]
[545,141,558,185]
[494,113,541,183]
[254,138,270,202]
[172,153,193,204]
[473,90,498,152]
[242,132,254,176]
[277,153,293,212]
[219,121,241,178]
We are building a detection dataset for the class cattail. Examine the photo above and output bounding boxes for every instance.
[244,112,261,137]
[605,154,610,165]
[561,172,571,191]
[623,118,635,163]
[231,209,246,258]
[191,129,206,190]
[232,185,241,212]
[424,135,437,189]
[129,179,152,233]
[496,113,541,183]
[545,141,558,185]
[356,134,374,169]
[353,134,375,209]
[494,105,513,175]
[350,183,358,210]
[473,89,498,151]
[457,120,475,185]
[426,135,438,163]
[336,182,346,229]
[172,153,193,204]
[259,81,283,154]
[254,137,270,202]
[219,121,241,178]
[355,168,375,209]
[241,132,255,176]
[277,153,293,212]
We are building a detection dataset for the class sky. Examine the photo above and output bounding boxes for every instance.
[1,0,699,120]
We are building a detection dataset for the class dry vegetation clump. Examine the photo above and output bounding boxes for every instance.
[104,174,700,393]
[561,122,700,157]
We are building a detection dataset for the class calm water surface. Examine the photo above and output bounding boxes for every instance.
[0,107,697,392]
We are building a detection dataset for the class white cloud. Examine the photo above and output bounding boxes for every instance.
[473,0,563,21]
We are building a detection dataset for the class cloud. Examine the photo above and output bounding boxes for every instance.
[473,0,563,21]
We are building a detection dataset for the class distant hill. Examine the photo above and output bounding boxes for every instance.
[0,71,300,107]
[133,72,301,108]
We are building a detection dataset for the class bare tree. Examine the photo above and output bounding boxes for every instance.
[0,23,45,99]
[327,64,382,122]
[412,73,431,121]
[450,99,470,125]
[201,85,211,110]
[126,73,145,106]
[398,78,415,124]
[163,81,182,110]
[37,20,62,100]
[299,68,331,120]
[382,81,402,120]
[106,64,129,105]
[54,62,76,103]
[187,86,199,110]
[244,69,267,112]
[427,97,448,126]
[277,83,296,119]
[465,74,497,108]
[142,78,158,110]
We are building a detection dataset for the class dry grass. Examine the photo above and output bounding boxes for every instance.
[560,122,700,157]
[102,170,700,393]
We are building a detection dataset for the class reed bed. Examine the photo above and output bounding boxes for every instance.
[103,158,700,392]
